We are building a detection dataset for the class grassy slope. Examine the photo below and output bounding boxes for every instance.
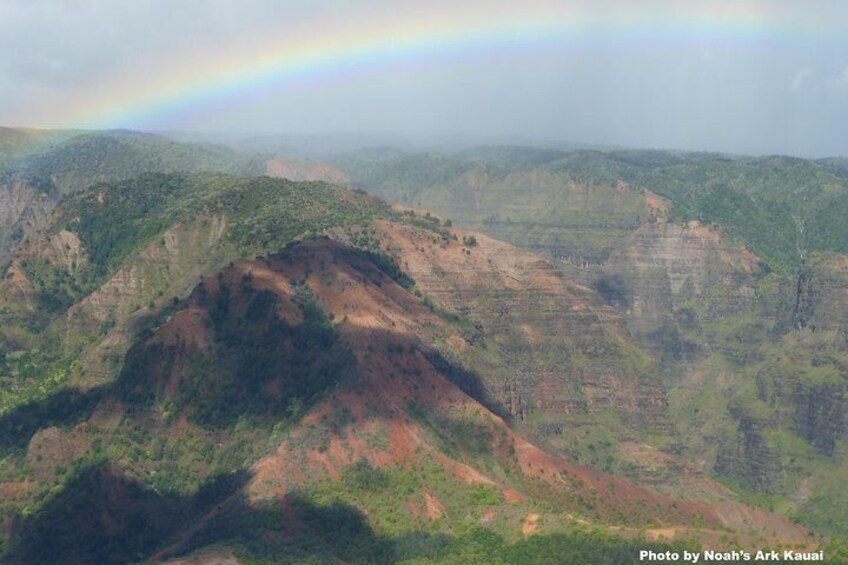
[0,129,272,266]
[13,130,266,194]
[0,172,388,414]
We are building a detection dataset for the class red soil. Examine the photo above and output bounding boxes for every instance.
[142,234,814,552]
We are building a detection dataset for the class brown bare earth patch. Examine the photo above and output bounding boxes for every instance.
[422,491,445,520]
[265,157,351,185]
[49,229,84,274]
[148,307,212,350]
[0,479,37,502]
[25,426,92,481]
[448,459,498,486]
[502,488,524,503]
[0,261,34,307]
[523,513,541,536]
[644,189,670,216]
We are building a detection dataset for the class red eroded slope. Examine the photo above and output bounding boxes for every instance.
[139,237,813,555]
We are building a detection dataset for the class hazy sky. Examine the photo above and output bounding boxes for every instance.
[1,0,846,156]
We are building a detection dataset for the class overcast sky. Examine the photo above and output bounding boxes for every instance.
[1,0,846,157]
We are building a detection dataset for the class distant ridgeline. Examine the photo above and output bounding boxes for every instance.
[333,146,848,273]
[1,129,266,193]
[0,129,270,263]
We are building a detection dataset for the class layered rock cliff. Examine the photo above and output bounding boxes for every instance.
[0,175,58,260]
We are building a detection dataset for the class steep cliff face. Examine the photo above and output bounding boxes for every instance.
[754,330,848,457]
[0,175,58,260]
[338,157,649,265]
[375,220,670,471]
[790,377,845,456]
[794,253,848,332]
[594,217,762,364]
[477,174,648,265]
[713,405,783,494]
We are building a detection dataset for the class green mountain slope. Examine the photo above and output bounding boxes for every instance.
[12,130,266,194]
[0,171,389,413]
[0,129,272,265]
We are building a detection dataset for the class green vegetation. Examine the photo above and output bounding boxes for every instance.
[18,130,265,194]
[5,456,707,564]
[120,282,355,427]
[52,172,385,294]
[0,172,389,411]
[335,147,848,273]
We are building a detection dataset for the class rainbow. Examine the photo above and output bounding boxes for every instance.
[34,1,839,131]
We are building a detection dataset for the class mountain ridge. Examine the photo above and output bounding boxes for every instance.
[1,130,846,561]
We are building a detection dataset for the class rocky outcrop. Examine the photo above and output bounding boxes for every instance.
[794,253,848,332]
[377,220,670,440]
[0,175,58,260]
[791,379,845,455]
[714,406,782,494]
[592,218,762,364]
[48,230,84,275]
[63,214,230,388]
